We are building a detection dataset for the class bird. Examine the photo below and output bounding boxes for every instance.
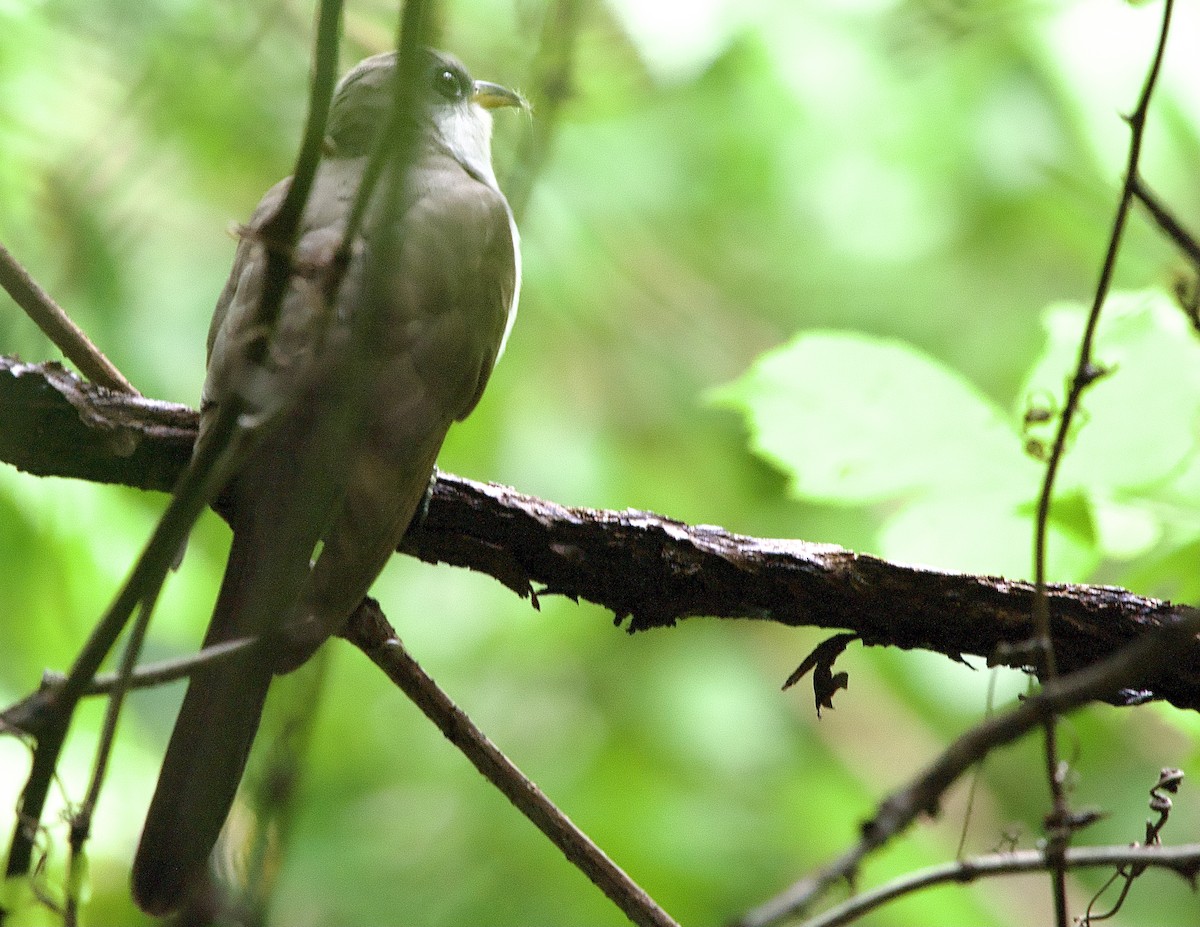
[131,48,523,916]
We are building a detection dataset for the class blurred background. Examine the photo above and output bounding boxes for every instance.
[2,0,1200,924]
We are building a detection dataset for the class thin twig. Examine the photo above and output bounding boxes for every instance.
[1028,2,1175,921]
[209,5,435,919]
[64,583,161,923]
[1131,175,1200,266]
[0,241,137,394]
[1083,767,1184,923]
[796,844,1200,927]
[249,0,344,358]
[37,637,258,697]
[241,651,331,925]
[3,399,244,878]
[735,605,1200,927]
[954,667,1000,860]
[332,0,435,291]
[342,599,682,927]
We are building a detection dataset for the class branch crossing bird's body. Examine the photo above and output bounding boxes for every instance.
[132,50,523,915]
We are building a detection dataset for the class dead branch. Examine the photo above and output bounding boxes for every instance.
[3,355,1199,711]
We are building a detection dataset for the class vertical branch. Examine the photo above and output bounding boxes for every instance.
[238,653,331,926]
[250,0,345,357]
[212,1,436,917]
[503,0,583,223]
[332,0,437,276]
[1029,1,1175,923]
[64,586,161,925]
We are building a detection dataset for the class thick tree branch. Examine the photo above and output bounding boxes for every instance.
[3,355,1200,712]
[0,358,194,491]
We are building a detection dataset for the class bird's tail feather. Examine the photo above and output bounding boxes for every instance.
[131,529,279,916]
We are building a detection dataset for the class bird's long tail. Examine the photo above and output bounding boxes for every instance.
[131,528,279,916]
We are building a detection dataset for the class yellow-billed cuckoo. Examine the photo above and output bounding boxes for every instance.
[131,49,523,915]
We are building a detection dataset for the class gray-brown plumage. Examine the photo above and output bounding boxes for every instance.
[132,49,522,915]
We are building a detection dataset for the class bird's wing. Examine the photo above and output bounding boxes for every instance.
[276,155,518,667]
[133,160,363,913]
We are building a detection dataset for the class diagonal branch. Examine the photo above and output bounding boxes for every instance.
[738,605,1200,927]
[0,242,138,395]
[344,599,682,927]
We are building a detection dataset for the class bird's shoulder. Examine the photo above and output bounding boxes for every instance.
[401,157,517,289]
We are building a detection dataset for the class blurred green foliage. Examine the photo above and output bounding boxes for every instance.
[2,0,1200,925]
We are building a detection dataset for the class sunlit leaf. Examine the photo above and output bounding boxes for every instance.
[879,489,1099,581]
[712,330,1037,504]
[1088,495,1163,560]
[1020,290,1200,493]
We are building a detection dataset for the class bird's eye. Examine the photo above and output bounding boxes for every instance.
[433,68,465,101]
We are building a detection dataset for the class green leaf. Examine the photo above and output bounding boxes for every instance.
[712,330,1036,504]
[1088,495,1163,560]
[1019,291,1200,493]
[880,489,1099,581]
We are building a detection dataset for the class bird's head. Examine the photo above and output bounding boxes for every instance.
[326,48,525,186]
